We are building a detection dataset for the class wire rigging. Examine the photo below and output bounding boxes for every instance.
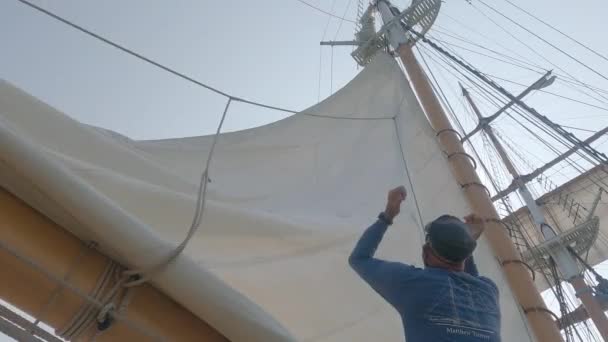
[293,0,357,23]
[469,2,608,106]
[421,43,605,195]
[16,0,395,121]
[333,0,354,40]
[403,23,608,166]
[500,0,608,64]
[475,0,608,83]
[318,0,339,101]
[428,35,547,75]
[431,28,608,97]
[440,12,543,69]
[483,74,608,113]
[432,28,547,73]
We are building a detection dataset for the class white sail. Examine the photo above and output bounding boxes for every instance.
[0,53,533,341]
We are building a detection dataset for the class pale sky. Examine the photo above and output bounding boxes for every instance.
[2,0,608,340]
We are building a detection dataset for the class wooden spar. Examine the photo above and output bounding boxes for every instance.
[461,86,608,340]
[0,188,228,342]
[397,45,564,341]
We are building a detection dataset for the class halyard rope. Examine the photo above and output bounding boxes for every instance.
[123,98,232,287]
[0,239,162,340]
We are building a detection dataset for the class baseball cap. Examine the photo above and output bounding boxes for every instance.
[425,215,477,263]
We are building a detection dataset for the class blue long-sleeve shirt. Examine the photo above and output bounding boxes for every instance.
[349,219,501,342]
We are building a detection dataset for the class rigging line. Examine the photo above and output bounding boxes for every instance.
[432,25,542,70]
[439,12,537,65]
[475,0,608,83]
[392,119,426,238]
[415,46,460,130]
[416,43,491,130]
[333,0,354,40]
[0,240,162,341]
[493,185,569,327]
[317,46,323,103]
[417,48,501,191]
[408,27,608,166]
[437,54,580,166]
[431,42,606,111]
[428,35,547,75]
[321,0,339,41]
[558,125,600,134]
[431,28,547,72]
[331,47,334,94]
[124,98,232,287]
[500,0,608,64]
[507,101,602,171]
[293,0,357,23]
[461,76,575,165]
[419,48,575,265]
[423,41,578,163]
[496,129,536,173]
[318,46,323,102]
[17,0,393,121]
[483,74,608,113]
[434,29,608,98]
[418,46,480,134]
[319,0,338,100]
[469,2,608,106]
[416,47,507,195]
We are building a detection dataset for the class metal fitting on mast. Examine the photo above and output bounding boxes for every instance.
[350,0,441,66]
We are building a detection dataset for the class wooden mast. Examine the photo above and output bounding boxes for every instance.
[462,87,608,340]
[374,1,563,340]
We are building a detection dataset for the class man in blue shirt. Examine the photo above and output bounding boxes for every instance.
[349,186,501,341]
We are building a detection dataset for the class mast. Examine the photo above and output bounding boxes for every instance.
[374,1,564,341]
[462,86,608,340]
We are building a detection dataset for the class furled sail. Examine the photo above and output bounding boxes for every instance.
[0,53,534,341]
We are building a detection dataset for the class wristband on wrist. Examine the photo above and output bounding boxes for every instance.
[378,212,393,225]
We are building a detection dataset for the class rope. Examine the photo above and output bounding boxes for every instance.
[406,25,608,165]
[15,0,392,122]
[500,0,608,64]
[0,239,161,341]
[30,241,97,333]
[559,124,600,134]
[428,35,546,76]
[433,26,608,96]
[124,98,232,286]
[318,0,339,102]
[469,1,608,106]
[294,0,357,23]
[392,117,426,240]
[476,0,608,83]
[333,0,355,40]
[431,27,546,72]
[58,261,127,339]
[483,74,608,113]
[418,43,606,201]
